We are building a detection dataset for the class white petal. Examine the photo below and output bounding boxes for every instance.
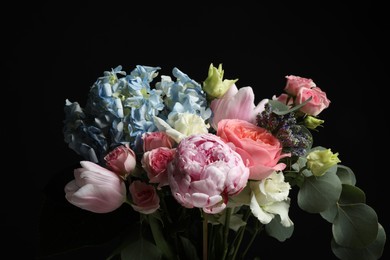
[263,200,293,227]
[250,193,273,224]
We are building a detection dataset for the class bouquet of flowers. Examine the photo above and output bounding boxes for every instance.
[62,64,386,260]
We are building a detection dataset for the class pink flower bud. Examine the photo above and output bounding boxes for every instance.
[129,180,160,214]
[104,144,136,178]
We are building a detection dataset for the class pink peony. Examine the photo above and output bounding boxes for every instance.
[217,119,290,180]
[104,144,137,178]
[142,131,175,152]
[284,75,316,96]
[210,84,265,130]
[142,147,176,189]
[129,180,160,214]
[64,161,126,213]
[296,87,330,116]
[168,133,249,214]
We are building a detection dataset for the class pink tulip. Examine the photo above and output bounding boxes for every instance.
[104,144,137,178]
[210,84,265,130]
[168,133,249,214]
[129,180,160,214]
[64,161,126,213]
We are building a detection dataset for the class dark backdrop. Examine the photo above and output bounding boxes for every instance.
[5,1,387,259]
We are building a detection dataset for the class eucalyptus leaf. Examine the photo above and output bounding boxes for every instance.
[292,156,307,171]
[298,172,342,213]
[339,184,366,204]
[331,223,386,260]
[320,203,338,223]
[265,215,294,242]
[121,238,162,260]
[268,97,312,115]
[336,165,356,186]
[333,203,378,248]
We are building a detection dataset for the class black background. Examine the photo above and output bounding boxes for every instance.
[5,1,388,259]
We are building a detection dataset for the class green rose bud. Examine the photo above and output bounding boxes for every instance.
[203,63,238,99]
[304,116,324,130]
[306,149,341,176]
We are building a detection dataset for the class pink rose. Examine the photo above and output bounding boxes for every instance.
[129,180,160,214]
[284,75,316,96]
[64,161,126,213]
[141,147,176,189]
[142,131,175,152]
[104,144,136,178]
[168,133,249,214]
[210,84,265,130]
[217,119,290,180]
[296,87,330,116]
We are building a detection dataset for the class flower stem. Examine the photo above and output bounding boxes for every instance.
[240,220,263,259]
[203,212,208,260]
[230,207,251,260]
[148,214,176,260]
[222,207,232,260]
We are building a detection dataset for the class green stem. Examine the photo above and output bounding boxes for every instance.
[203,212,208,260]
[240,220,263,259]
[222,207,232,260]
[148,214,176,260]
[230,208,251,260]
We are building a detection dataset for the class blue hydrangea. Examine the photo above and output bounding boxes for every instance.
[155,67,212,126]
[63,65,166,163]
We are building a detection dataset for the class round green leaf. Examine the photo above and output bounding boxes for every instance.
[336,165,356,186]
[333,203,378,248]
[331,223,386,260]
[298,172,342,213]
[320,203,338,223]
[339,184,366,204]
[265,215,294,242]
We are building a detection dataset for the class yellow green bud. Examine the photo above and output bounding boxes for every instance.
[304,116,324,130]
[203,63,238,99]
[306,149,341,176]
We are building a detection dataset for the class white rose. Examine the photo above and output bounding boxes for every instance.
[172,112,209,136]
[153,113,209,143]
[249,171,293,227]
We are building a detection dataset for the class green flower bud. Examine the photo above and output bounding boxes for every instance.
[203,63,238,99]
[306,149,341,176]
[304,116,324,130]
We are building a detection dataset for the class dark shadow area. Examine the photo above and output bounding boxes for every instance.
[5,1,387,259]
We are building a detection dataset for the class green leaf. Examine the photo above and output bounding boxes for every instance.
[291,156,307,171]
[333,203,378,248]
[320,203,338,223]
[179,236,200,260]
[336,165,356,186]
[121,238,162,260]
[339,184,366,204]
[331,223,386,260]
[298,172,342,213]
[320,184,366,224]
[265,215,294,242]
[268,97,312,115]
